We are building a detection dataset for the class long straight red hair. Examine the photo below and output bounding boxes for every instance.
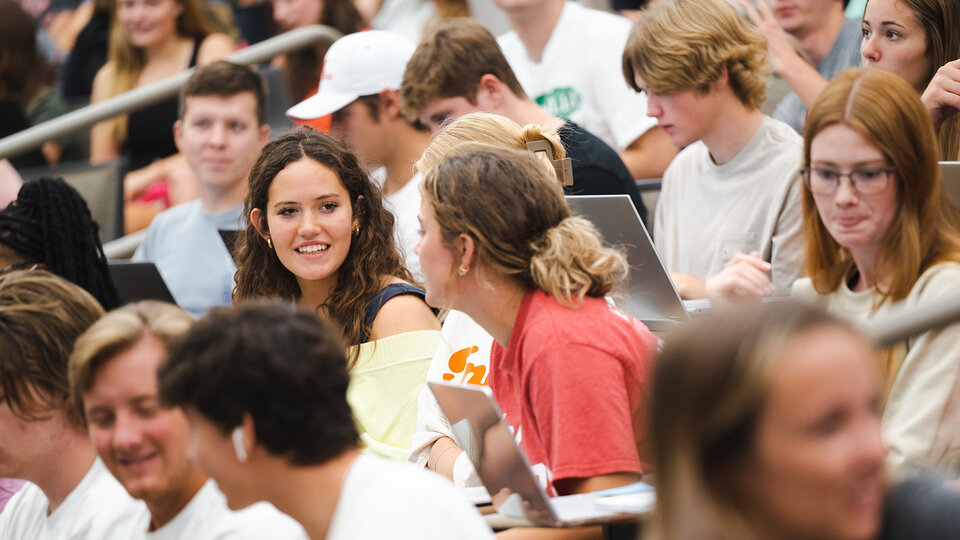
[802,68,960,307]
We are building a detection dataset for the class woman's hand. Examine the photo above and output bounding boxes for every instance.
[921,59,960,133]
[705,251,776,299]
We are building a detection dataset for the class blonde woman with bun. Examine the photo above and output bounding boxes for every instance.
[415,145,656,540]
[408,113,568,487]
[416,112,567,175]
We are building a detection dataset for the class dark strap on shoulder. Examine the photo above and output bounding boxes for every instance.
[362,283,426,331]
[189,38,201,67]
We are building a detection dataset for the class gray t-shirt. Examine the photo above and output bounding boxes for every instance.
[133,200,243,316]
[774,17,863,133]
[654,116,805,292]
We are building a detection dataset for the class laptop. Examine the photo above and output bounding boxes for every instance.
[941,162,960,210]
[429,381,655,527]
[108,261,177,305]
[565,194,692,330]
[218,229,240,263]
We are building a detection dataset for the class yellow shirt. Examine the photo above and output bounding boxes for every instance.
[347,330,440,460]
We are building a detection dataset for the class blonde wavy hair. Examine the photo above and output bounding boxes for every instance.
[421,145,627,307]
[416,112,565,182]
[69,301,193,428]
[106,0,221,142]
[622,0,769,109]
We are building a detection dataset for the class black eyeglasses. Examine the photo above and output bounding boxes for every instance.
[0,259,38,275]
[800,167,896,196]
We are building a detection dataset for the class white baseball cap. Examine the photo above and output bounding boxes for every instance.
[285,30,417,120]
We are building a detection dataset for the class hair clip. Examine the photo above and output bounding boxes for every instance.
[525,139,574,187]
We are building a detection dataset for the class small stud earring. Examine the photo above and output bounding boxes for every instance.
[458,265,468,275]
[354,225,360,235]
[266,238,273,250]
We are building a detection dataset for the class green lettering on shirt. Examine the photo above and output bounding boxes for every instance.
[535,87,581,119]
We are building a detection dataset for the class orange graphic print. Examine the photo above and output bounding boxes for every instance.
[442,345,487,385]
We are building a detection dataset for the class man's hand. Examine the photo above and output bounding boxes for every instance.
[705,251,776,299]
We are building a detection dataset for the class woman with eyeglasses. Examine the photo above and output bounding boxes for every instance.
[792,67,960,477]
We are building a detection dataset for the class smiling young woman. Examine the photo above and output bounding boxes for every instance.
[233,128,440,460]
[792,67,960,477]
[89,0,234,232]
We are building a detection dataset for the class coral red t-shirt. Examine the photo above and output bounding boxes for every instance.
[489,289,657,495]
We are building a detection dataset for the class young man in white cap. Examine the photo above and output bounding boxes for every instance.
[287,30,429,280]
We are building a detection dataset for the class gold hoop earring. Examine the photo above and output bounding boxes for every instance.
[266,238,273,250]
[457,265,468,276]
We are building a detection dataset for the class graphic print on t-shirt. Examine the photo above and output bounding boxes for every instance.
[535,88,581,120]
[441,345,488,385]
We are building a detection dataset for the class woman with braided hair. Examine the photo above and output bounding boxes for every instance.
[0,177,121,310]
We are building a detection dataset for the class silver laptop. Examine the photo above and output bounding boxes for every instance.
[941,162,960,210]
[565,194,691,330]
[429,381,655,527]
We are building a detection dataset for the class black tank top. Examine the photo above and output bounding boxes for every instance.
[122,38,201,171]
[361,283,427,342]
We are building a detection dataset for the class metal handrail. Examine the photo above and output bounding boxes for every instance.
[0,25,341,160]
[866,290,960,347]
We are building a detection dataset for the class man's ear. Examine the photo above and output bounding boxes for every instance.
[258,124,270,144]
[475,74,506,111]
[250,208,269,241]
[173,120,184,153]
[711,66,730,92]
[380,88,402,120]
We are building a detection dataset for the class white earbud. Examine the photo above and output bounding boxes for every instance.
[232,426,248,463]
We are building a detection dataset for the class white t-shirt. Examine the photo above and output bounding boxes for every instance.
[497,1,656,151]
[371,0,435,44]
[0,459,143,540]
[410,310,493,487]
[382,171,424,282]
[135,480,307,539]
[653,116,805,292]
[327,454,493,539]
